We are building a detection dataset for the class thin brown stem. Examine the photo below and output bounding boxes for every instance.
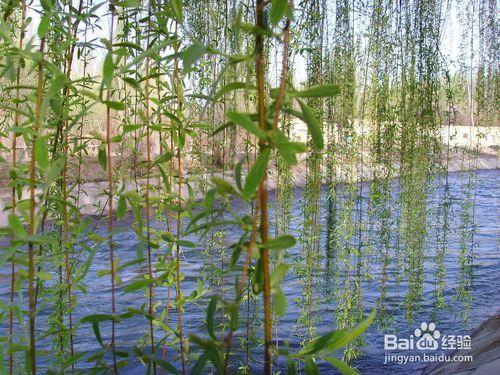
[9,2,26,374]
[144,3,156,370]
[255,0,272,373]
[173,21,186,375]
[106,6,118,374]
[28,35,46,375]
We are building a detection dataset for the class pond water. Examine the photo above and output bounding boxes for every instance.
[1,169,499,374]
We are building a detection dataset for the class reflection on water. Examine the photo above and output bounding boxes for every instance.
[0,169,498,374]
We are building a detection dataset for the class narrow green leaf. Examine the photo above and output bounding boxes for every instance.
[37,271,53,281]
[235,160,243,190]
[212,176,237,196]
[117,195,127,220]
[114,42,143,51]
[154,358,179,374]
[270,263,291,288]
[92,322,103,346]
[298,99,324,150]
[46,157,65,186]
[292,84,340,98]
[323,357,359,375]
[171,0,183,21]
[190,351,209,375]
[214,82,256,101]
[40,0,54,11]
[35,136,49,171]
[266,235,296,249]
[123,279,153,293]
[204,188,216,215]
[242,147,271,200]
[274,288,286,317]
[154,152,173,165]
[270,0,288,26]
[296,309,376,357]
[123,124,142,133]
[276,131,306,166]
[227,111,267,140]
[8,214,26,238]
[115,0,141,7]
[102,52,114,88]
[182,43,206,73]
[104,101,126,110]
[38,15,50,38]
[177,240,196,248]
[98,145,107,171]
[305,358,320,375]
[287,360,297,375]
[207,295,217,340]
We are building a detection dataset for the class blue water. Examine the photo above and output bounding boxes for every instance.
[1,169,499,374]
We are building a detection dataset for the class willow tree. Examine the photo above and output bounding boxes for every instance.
[297,0,325,343]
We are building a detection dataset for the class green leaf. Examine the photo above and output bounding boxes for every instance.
[98,144,107,171]
[323,357,359,375]
[227,111,267,140]
[46,158,65,187]
[102,52,114,88]
[296,309,376,357]
[242,147,270,200]
[298,99,324,150]
[171,0,183,21]
[292,84,340,98]
[177,240,196,248]
[115,0,141,7]
[104,101,126,110]
[206,295,217,340]
[229,304,239,331]
[252,258,264,294]
[276,131,306,165]
[182,43,206,73]
[274,288,286,317]
[204,188,216,216]
[212,176,237,196]
[190,351,209,375]
[62,352,87,370]
[123,124,142,133]
[305,358,320,375]
[270,0,288,26]
[92,322,103,346]
[123,279,153,293]
[266,235,296,249]
[8,214,26,238]
[40,0,54,11]
[37,271,53,281]
[154,358,179,374]
[287,360,297,375]
[214,82,256,101]
[35,136,49,171]
[38,15,50,38]
[154,152,173,165]
[235,160,243,190]
[270,263,291,288]
[117,195,127,220]
[81,314,120,323]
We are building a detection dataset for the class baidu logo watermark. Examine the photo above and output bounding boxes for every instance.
[383,322,473,365]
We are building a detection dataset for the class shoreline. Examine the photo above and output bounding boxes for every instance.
[0,150,497,225]
[421,313,500,375]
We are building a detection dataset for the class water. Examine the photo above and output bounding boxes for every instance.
[1,169,499,374]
